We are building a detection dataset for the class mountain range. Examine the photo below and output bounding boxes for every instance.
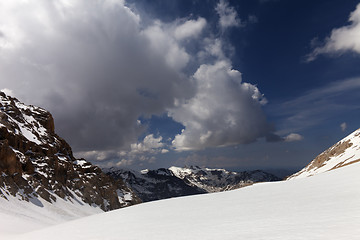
[105,166,280,202]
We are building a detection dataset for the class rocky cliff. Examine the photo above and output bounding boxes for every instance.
[0,92,140,211]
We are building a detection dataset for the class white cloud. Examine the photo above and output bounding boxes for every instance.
[307,3,360,61]
[161,149,169,154]
[284,133,304,142]
[340,122,347,132]
[130,134,165,154]
[0,0,192,152]
[0,0,273,166]
[142,21,190,71]
[169,59,271,151]
[215,0,242,29]
[77,134,167,167]
[174,17,207,40]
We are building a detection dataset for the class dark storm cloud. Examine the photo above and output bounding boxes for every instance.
[0,0,192,152]
[0,0,275,165]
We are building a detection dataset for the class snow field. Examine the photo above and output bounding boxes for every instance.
[11,161,360,240]
[0,191,103,238]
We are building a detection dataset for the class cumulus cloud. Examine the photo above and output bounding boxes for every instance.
[340,122,347,132]
[78,134,166,167]
[129,134,165,154]
[142,21,190,71]
[0,0,273,165]
[169,59,271,151]
[215,0,242,29]
[115,134,166,167]
[0,0,191,153]
[307,3,360,61]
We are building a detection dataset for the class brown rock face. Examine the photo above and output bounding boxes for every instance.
[0,92,141,211]
[0,140,22,175]
[305,140,353,171]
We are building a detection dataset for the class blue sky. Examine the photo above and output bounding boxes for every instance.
[1,0,360,172]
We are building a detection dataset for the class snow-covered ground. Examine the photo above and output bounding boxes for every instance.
[0,192,102,238]
[7,161,360,240]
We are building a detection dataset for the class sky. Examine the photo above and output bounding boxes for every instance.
[1,0,360,172]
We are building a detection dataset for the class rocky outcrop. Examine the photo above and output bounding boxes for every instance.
[0,92,141,211]
[288,128,360,179]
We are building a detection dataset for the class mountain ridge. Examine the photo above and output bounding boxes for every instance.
[0,92,140,212]
[105,165,280,202]
[288,128,360,179]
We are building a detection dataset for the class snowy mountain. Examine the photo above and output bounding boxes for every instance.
[105,166,280,202]
[288,128,360,179]
[105,168,206,202]
[0,92,140,216]
[169,166,281,192]
[11,154,360,239]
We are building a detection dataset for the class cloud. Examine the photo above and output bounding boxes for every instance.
[215,0,243,29]
[340,122,347,132]
[284,133,304,142]
[265,132,303,142]
[271,78,360,134]
[0,0,273,166]
[174,17,207,40]
[169,59,272,151]
[78,134,166,167]
[116,134,166,166]
[307,3,360,61]
[142,21,190,71]
[129,134,165,154]
[0,0,192,153]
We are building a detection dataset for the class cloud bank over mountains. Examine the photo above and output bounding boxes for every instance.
[0,0,287,166]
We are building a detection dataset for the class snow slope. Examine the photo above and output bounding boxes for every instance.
[289,128,360,179]
[11,161,360,240]
[0,192,102,238]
